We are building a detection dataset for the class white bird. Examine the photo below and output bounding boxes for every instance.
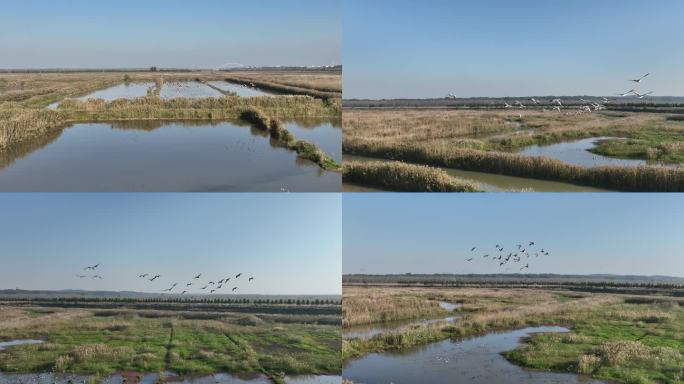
[530,97,539,104]
[581,106,592,113]
[616,89,636,97]
[504,102,513,108]
[515,100,526,109]
[633,90,653,99]
[629,73,650,83]
[446,93,457,99]
[551,98,562,106]
[553,106,562,113]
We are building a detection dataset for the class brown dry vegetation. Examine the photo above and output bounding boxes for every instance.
[343,160,481,192]
[343,108,684,191]
[224,71,341,93]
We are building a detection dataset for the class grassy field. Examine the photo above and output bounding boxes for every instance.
[0,71,341,172]
[342,285,684,384]
[0,301,341,381]
[343,108,684,191]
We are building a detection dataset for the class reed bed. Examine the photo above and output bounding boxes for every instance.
[343,160,481,192]
[225,76,340,99]
[344,138,684,191]
[0,106,66,150]
[226,71,341,93]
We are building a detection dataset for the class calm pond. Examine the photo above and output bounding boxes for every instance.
[343,326,606,384]
[342,155,606,192]
[208,81,277,97]
[517,136,676,168]
[0,372,341,384]
[47,82,155,109]
[159,81,224,99]
[0,120,340,192]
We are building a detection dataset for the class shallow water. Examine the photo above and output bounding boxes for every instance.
[285,120,342,163]
[0,121,340,192]
[342,155,606,192]
[438,301,462,311]
[47,83,154,109]
[0,340,43,351]
[518,136,673,168]
[208,81,276,97]
[343,326,607,384]
[79,82,154,101]
[160,81,224,99]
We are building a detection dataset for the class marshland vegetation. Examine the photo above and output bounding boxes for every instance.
[342,284,684,383]
[343,108,684,191]
[0,71,342,187]
[343,160,481,192]
[0,298,341,383]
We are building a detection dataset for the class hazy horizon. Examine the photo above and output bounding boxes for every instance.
[1,0,340,69]
[344,0,684,99]
[0,194,342,295]
[343,194,684,277]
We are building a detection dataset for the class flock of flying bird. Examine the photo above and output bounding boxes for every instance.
[76,264,255,295]
[446,72,654,116]
[465,241,550,271]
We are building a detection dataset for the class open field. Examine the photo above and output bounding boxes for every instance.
[342,108,684,191]
[0,296,341,383]
[342,282,684,384]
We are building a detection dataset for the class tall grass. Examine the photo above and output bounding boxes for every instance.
[344,139,684,191]
[343,160,481,192]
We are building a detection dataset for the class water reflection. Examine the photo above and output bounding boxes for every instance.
[208,81,276,97]
[0,121,340,192]
[344,326,606,384]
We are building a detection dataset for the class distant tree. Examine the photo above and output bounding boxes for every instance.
[150,66,158,72]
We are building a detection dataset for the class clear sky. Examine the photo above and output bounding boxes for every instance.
[343,193,684,277]
[0,194,341,295]
[0,0,340,69]
[343,0,684,99]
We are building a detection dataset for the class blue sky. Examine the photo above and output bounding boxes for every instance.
[343,0,684,98]
[0,194,341,294]
[343,194,684,277]
[0,0,340,69]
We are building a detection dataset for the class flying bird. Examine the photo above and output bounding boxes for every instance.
[84,264,100,271]
[138,274,148,278]
[194,274,201,279]
[248,277,254,282]
[629,73,650,83]
[235,273,242,279]
[232,287,238,292]
[149,275,161,281]
[91,275,103,279]
[616,89,636,97]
